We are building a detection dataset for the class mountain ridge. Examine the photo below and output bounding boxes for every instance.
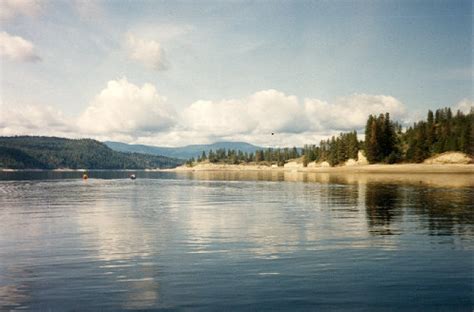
[105,141,265,160]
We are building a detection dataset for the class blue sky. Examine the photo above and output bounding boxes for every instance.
[0,0,472,146]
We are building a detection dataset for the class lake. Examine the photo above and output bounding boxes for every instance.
[0,170,472,311]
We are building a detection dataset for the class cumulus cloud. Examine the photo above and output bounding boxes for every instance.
[0,78,413,147]
[182,89,306,138]
[0,0,42,21]
[305,94,406,131]
[248,90,306,133]
[126,34,168,70]
[183,99,255,136]
[0,31,41,62]
[78,78,176,134]
[181,91,405,140]
[453,98,473,114]
[0,104,74,136]
[0,78,176,141]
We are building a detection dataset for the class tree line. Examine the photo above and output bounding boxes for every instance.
[364,107,473,163]
[190,106,473,166]
[302,131,360,166]
[186,147,301,166]
[403,108,473,162]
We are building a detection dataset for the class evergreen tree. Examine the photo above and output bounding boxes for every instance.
[403,107,472,161]
[365,115,379,163]
[364,113,398,163]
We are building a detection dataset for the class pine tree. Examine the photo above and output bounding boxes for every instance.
[365,115,379,163]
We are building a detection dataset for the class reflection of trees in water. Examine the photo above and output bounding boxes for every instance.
[409,188,473,237]
[311,174,360,216]
[365,184,402,235]
[322,183,360,214]
[364,183,473,237]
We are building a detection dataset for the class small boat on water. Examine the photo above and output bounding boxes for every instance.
[130,174,136,180]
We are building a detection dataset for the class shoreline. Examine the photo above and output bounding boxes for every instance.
[166,163,474,174]
[1,163,473,174]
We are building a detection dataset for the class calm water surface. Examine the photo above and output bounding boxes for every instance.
[0,171,472,311]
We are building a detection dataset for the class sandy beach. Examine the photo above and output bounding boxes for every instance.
[167,162,474,174]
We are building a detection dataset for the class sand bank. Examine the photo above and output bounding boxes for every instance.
[168,163,474,174]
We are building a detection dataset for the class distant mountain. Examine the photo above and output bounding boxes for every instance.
[0,136,183,169]
[105,141,265,160]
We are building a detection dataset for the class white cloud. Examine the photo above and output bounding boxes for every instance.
[305,94,406,131]
[182,99,255,136]
[0,78,177,141]
[0,0,42,21]
[180,91,404,141]
[78,78,176,134]
[0,103,74,136]
[0,80,414,147]
[181,89,306,138]
[453,98,473,114]
[126,34,168,71]
[0,31,40,62]
[248,90,306,133]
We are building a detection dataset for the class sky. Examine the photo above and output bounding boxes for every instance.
[0,0,472,147]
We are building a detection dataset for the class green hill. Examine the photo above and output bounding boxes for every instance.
[0,136,183,169]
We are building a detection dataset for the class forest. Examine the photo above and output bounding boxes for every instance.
[0,136,183,169]
[189,107,473,166]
